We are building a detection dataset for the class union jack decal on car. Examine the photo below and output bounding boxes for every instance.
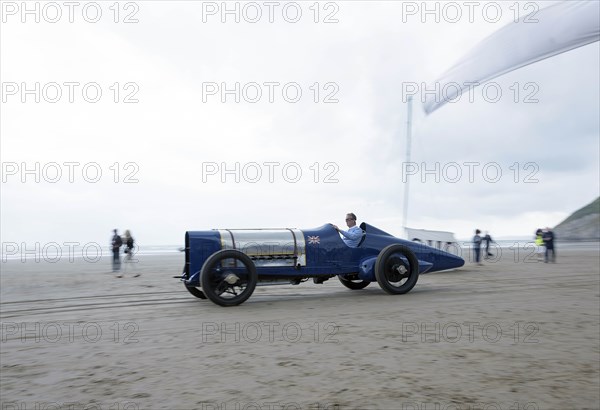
[307,235,320,245]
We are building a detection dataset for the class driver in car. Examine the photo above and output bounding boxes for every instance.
[332,213,363,247]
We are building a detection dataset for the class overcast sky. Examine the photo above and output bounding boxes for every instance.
[1,0,599,248]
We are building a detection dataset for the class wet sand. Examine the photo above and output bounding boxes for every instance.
[1,246,599,410]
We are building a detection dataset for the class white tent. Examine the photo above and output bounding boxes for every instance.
[405,227,458,251]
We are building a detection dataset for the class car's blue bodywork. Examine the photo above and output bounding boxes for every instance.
[179,222,464,306]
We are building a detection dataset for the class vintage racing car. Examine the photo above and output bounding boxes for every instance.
[177,222,465,306]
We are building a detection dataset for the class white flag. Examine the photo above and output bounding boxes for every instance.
[424,1,600,114]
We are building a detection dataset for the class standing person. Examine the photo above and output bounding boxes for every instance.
[123,230,134,256]
[543,227,556,263]
[331,213,363,247]
[122,230,140,277]
[535,229,545,261]
[473,229,483,265]
[482,231,494,258]
[111,229,123,273]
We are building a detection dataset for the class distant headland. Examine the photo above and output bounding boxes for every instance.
[554,197,600,241]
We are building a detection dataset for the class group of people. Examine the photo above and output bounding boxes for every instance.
[472,229,494,265]
[111,229,138,277]
[472,227,557,265]
[535,227,556,263]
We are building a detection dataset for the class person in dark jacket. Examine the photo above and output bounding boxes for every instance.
[542,227,556,263]
[473,229,483,265]
[482,231,494,258]
[111,229,122,272]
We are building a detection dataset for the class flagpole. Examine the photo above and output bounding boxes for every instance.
[402,96,413,233]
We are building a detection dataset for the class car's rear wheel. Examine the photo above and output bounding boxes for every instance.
[338,276,371,290]
[185,285,206,299]
[374,244,419,294]
[200,250,257,307]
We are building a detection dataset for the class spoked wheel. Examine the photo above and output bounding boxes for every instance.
[338,276,371,290]
[185,285,207,299]
[200,250,257,307]
[375,244,419,294]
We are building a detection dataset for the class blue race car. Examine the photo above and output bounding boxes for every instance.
[177,222,464,306]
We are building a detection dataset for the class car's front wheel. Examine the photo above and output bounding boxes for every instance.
[200,250,257,307]
[374,244,419,294]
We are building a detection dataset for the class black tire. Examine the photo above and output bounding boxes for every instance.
[338,276,371,290]
[374,244,419,295]
[200,250,257,307]
[185,285,207,299]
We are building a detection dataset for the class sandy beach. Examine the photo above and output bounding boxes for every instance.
[1,245,599,410]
